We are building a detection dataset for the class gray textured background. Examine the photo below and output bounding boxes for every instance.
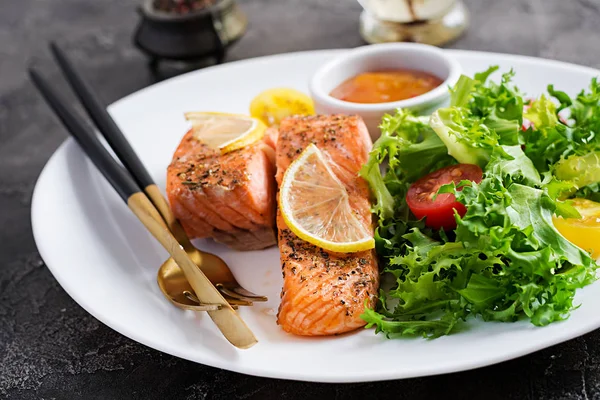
[2,0,600,399]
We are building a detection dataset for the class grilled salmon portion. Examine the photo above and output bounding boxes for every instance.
[167,129,277,251]
[276,115,379,336]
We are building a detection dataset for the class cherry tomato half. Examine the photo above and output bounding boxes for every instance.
[406,164,483,230]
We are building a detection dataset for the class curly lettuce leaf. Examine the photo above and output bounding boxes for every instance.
[450,75,479,107]
[360,109,454,219]
[554,151,600,188]
[552,77,600,130]
[575,183,600,203]
[503,183,592,268]
[451,66,524,123]
[362,307,456,339]
[429,107,496,166]
[524,94,558,128]
[430,68,522,167]
[525,79,600,180]
[486,145,541,187]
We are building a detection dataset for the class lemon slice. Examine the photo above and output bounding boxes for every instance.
[185,112,267,154]
[250,88,315,127]
[279,144,375,253]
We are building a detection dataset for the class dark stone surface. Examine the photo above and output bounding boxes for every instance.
[2,0,600,398]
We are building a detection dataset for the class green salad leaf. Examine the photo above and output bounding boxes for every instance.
[485,145,541,187]
[360,109,454,219]
[361,67,600,338]
[551,78,600,131]
[554,152,600,188]
[524,79,600,176]
[428,67,522,168]
[429,107,496,167]
[454,66,524,124]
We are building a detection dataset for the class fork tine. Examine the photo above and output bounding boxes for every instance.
[216,284,269,302]
[183,290,200,303]
[184,289,253,307]
[223,297,253,307]
[176,303,224,312]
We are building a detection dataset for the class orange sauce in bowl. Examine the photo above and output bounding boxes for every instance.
[330,70,443,104]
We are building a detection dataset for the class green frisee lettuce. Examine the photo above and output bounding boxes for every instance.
[361,68,600,338]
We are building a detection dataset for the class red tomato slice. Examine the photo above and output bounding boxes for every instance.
[406,164,483,230]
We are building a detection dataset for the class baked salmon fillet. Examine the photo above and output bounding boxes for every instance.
[167,129,277,251]
[275,115,379,336]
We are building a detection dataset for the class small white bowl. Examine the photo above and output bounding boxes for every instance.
[309,43,462,140]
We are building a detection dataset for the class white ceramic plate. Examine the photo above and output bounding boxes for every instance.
[32,49,600,383]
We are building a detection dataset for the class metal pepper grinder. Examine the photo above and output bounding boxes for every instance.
[134,0,247,70]
[358,0,469,46]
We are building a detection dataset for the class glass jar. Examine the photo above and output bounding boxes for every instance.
[358,0,469,46]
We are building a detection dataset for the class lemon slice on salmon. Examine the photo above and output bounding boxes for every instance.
[185,112,267,154]
[279,144,375,253]
[250,88,315,127]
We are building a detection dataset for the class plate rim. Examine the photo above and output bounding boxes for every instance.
[32,48,600,383]
[107,48,600,114]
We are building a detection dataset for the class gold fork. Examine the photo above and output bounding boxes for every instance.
[147,186,268,308]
